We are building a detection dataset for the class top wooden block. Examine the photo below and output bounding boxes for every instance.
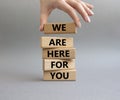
[44,22,76,34]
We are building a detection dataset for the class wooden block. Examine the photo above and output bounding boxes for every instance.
[42,48,76,59]
[43,59,75,71]
[41,37,73,48]
[44,22,76,34]
[43,69,76,80]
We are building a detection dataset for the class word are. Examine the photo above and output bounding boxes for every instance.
[49,39,66,46]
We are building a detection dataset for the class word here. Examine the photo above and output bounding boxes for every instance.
[42,48,76,59]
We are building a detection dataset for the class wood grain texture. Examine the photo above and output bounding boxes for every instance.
[42,48,76,59]
[43,59,75,71]
[41,37,73,48]
[43,69,76,80]
[44,22,76,34]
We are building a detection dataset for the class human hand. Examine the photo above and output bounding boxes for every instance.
[40,0,94,31]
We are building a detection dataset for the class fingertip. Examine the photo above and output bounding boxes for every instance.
[76,21,81,28]
[83,1,94,9]
[40,25,44,32]
[40,18,47,32]
[85,16,91,23]
[88,4,94,9]
[40,13,48,32]
[74,18,81,28]
[91,5,94,9]
[90,10,94,15]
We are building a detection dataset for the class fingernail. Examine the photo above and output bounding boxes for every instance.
[76,21,81,28]
[91,5,94,9]
[90,10,94,15]
[85,16,91,23]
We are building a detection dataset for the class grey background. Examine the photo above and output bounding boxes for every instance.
[0,0,120,100]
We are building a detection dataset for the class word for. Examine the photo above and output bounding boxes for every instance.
[51,61,68,68]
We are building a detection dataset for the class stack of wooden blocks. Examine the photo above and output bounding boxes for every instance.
[41,22,76,81]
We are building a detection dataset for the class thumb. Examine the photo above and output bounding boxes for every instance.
[40,12,48,31]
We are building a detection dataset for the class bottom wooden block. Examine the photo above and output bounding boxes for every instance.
[43,69,76,81]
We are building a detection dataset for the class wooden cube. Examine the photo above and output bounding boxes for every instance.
[44,22,76,34]
[43,59,75,71]
[43,69,76,80]
[41,37,73,48]
[42,48,76,59]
